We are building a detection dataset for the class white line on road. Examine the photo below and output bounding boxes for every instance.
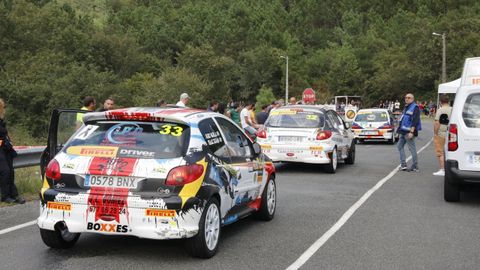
[0,220,36,236]
[286,138,433,270]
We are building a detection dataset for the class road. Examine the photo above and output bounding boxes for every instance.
[1,122,480,270]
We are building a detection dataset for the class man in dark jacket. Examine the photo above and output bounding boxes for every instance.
[397,93,421,172]
[0,99,25,204]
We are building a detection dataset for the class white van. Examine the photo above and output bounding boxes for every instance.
[444,57,480,202]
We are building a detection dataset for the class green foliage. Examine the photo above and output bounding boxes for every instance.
[255,86,275,111]
[1,0,480,141]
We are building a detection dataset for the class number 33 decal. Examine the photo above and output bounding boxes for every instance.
[159,125,183,136]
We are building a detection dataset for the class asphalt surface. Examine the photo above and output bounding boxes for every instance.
[1,122,480,270]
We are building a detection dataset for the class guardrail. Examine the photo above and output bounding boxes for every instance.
[12,147,45,169]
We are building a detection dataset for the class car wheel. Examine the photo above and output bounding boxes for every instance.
[186,198,221,258]
[254,177,276,221]
[345,142,355,165]
[388,136,395,145]
[324,147,337,174]
[357,138,364,144]
[40,224,80,249]
[444,174,460,202]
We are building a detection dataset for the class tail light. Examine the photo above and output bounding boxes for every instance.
[316,130,332,140]
[165,164,204,186]
[448,124,458,151]
[379,123,393,129]
[256,129,267,139]
[45,159,61,181]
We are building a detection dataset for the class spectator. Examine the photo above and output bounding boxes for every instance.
[207,100,219,112]
[249,103,258,127]
[0,98,25,204]
[433,95,452,176]
[156,99,166,107]
[97,97,115,112]
[77,96,96,127]
[226,102,241,126]
[240,103,257,137]
[176,93,190,107]
[289,97,297,105]
[397,93,422,172]
[394,99,400,111]
[256,105,269,125]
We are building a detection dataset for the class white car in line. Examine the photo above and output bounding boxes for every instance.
[256,105,355,173]
[351,108,397,144]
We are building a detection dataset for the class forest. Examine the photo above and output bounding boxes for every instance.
[1,0,480,138]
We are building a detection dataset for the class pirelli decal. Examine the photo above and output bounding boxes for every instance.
[47,201,72,211]
[145,209,176,217]
[66,146,118,157]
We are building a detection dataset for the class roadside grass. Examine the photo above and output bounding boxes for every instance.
[0,166,42,207]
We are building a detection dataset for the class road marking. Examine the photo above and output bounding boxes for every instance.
[0,220,36,236]
[286,138,433,270]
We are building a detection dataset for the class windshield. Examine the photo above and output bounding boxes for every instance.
[355,111,388,122]
[266,110,325,128]
[63,121,190,159]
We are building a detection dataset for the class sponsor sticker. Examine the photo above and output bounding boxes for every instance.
[66,146,118,157]
[270,109,297,115]
[47,201,72,211]
[74,125,99,140]
[309,146,324,151]
[106,123,143,144]
[159,124,184,137]
[118,148,155,158]
[87,222,129,233]
[145,209,176,217]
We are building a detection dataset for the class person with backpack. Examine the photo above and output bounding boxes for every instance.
[433,95,452,176]
[397,93,422,172]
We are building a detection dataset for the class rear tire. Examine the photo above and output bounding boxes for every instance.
[254,177,276,221]
[444,175,460,202]
[40,225,80,249]
[345,142,355,165]
[388,136,395,145]
[324,147,337,174]
[186,198,221,258]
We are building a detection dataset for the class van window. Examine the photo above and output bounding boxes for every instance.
[463,93,480,128]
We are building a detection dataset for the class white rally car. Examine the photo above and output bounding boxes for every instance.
[257,105,355,173]
[37,107,276,258]
[351,108,397,144]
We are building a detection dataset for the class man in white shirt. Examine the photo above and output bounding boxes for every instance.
[176,93,190,107]
[240,103,257,136]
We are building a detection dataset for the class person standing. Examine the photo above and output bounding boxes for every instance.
[240,103,257,137]
[76,96,96,128]
[0,99,25,204]
[256,105,269,125]
[394,99,400,111]
[96,97,115,112]
[207,100,219,112]
[176,93,190,107]
[433,95,452,176]
[226,102,242,126]
[397,93,422,172]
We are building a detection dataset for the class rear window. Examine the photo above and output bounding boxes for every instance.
[463,93,480,128]
[63,121,190,158]
[355,111,388,122]
[266,110,325,128]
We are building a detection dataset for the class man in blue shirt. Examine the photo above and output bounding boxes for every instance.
[397,93,421,172]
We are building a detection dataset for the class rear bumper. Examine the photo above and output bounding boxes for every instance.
[445,160,480,184]
[353,130,394,140]
[260,144,334,164]
[37,190,202,240]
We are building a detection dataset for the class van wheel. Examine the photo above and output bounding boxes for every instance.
[444,176,460,202]
[254,177,276,221]
[186,198,221,258]
[345,142,355,165]
[324,148,337,174]
[40,225,80,249]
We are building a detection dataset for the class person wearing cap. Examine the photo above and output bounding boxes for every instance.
[176,93,190,107]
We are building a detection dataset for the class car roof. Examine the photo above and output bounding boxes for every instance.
[272,105,330,112]
[83,107,218,125]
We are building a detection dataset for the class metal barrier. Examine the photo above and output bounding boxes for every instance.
[12,147,45,169]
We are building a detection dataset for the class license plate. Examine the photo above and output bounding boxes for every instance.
[85,175,138,188]
[277,149,303,153]
[468,154,480,167]
[362,131,378,135]
[278,136,302,142]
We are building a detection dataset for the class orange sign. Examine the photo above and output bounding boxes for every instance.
[66,146,118,157]
[145,209,176,217]
[47,201,72,211]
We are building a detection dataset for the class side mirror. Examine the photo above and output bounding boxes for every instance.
[253,142,262,155]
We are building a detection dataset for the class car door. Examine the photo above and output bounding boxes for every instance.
[214,117,259,206]
[327,111,349,158]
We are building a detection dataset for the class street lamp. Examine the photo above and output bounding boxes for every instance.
[280,55,289,103]
[432,32,446,83]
